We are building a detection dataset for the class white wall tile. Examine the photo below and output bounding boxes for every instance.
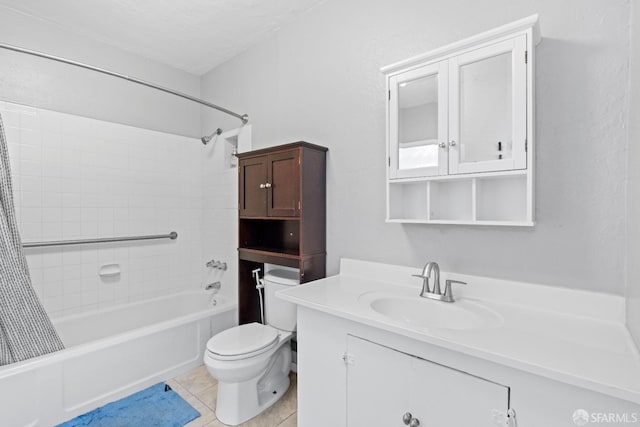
[22,192,42,208]
[200,137,239,304]
[5,102,206,317]
[21,207,42,223]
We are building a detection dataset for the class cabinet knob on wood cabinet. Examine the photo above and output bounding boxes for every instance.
[259,183,266,189]
[449,140,457,147]
[439,142,447,148]
[403,412,420,426]
[402,413,413,425]
[265,182,272,188]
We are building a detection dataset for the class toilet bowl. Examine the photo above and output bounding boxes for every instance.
[204,268,299,426]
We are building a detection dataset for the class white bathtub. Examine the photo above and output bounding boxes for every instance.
[0,291,237,427]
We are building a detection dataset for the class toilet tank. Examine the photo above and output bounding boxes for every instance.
[264,269,300,332]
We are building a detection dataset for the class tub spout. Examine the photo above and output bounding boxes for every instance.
[205,282,221,293]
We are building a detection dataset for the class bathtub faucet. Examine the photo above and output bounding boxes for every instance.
[205,282,221,293]
[206,259,228,271]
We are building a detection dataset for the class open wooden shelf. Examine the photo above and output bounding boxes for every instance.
[239,247,301,258]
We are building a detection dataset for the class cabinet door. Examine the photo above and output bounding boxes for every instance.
[347,336,411,426]
[448,35,527,174]
[389,60,449,179]
[239,156,268,217]
[347,336,509,427]
[267,150,300,217]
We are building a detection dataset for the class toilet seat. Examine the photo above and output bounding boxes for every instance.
[207,323,280,361]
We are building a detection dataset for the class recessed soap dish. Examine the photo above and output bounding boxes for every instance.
[99,264,121,277]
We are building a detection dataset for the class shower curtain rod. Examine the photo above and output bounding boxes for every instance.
[0,42,249,124]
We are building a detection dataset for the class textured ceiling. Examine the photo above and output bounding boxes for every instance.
[0,0,326,75]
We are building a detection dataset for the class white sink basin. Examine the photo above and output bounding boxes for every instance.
[360,291,503,331]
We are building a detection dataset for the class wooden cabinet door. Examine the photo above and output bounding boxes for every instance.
[267,150,300,217]
[347,336,510,427]
[239,156,268,217]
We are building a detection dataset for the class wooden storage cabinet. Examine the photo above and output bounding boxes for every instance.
[237,142,327,324]
[239,149,300,218]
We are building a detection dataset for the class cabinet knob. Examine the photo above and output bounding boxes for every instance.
[259,184,266,189]
[402,413,413,425]
[265,182,272,188]
[449,140,457,147]
[439,142,447,148]
[410,418,420,427]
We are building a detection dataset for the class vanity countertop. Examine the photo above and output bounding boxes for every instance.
[277,259,640,404]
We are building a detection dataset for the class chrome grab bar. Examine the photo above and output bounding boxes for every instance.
[22,231,178,248]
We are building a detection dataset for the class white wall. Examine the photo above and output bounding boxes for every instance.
[200,0,631,294]
[1,101,206,317]
[0,6,201,138]
[627,1,640,348]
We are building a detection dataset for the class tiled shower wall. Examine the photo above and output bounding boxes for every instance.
[201,135,240,311]
[1,101,207,317]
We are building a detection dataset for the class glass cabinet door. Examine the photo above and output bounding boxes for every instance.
[389,61,449,179]
[448,35,527,174]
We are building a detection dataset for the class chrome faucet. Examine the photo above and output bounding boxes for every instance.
[413,261,441,296]
[442,279,467,302]
[412,261,466,302]
[205,281,221,293]
[206,259,227,271]
[205,281,221,306]
[425,262,441,295]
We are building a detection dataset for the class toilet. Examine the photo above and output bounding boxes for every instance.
[203,268,299,426]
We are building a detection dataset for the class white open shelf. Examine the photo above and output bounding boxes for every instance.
[430,180,473,221]
[387,172,533,226]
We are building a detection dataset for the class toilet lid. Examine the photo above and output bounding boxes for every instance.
[207,323,279,358]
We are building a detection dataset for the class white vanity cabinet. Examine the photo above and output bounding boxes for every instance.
[295,305,639,427]
[281,260,640,427]
[384,15,539,225]
[346,336,510,427]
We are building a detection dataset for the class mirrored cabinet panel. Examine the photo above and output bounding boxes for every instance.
[449,36,527,174]
[390,61,448,178]
[383,15,538,226]
[459,53,512,163]
[398,75,438,169]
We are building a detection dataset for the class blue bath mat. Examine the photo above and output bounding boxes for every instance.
[56,383,200,427]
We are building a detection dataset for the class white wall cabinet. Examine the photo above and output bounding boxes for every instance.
[346,336,510,427]
[383,15,539,225]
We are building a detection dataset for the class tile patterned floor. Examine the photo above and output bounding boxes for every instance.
[168,365,297,427]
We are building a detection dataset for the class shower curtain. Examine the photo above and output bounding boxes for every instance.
[0,113,64,365]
